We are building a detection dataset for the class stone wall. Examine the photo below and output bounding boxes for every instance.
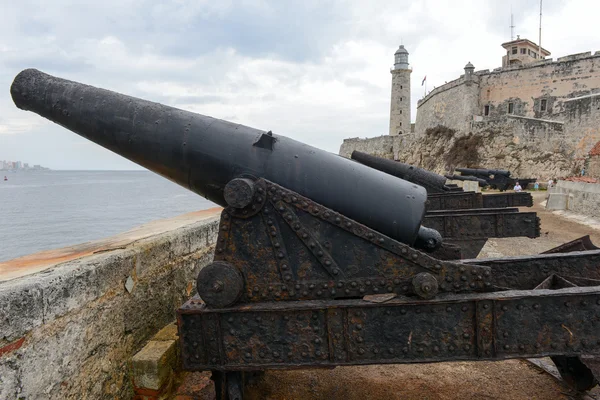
[414,51,600,136]
[589,156,600,179]
[564,93,600,159]
[414,77,480,135]
[479,53,600,120]
[551,180,600,217]
[0,210,221,400]
[340,115,580,179]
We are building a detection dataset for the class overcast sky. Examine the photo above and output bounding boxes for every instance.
[1,0,598,170]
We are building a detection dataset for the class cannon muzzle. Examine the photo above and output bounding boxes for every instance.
[11,69,434,247]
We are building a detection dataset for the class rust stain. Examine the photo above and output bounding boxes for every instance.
[0,337,25,358]
[0,208,222,282]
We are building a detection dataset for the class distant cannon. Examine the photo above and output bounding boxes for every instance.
[453,168,535,191]
[351,151,458,194]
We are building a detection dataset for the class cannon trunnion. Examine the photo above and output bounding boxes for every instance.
[11,69,600,399]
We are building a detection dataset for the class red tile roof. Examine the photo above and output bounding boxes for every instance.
[590,140,600,156]
[564,176,598,183]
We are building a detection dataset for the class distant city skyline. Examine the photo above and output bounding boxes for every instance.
[1,159,48,170]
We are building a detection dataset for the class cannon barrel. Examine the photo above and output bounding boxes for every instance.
[455,168,511,177]
[444,174,489,187]
[351,151,449,194]
[11,69,432,247]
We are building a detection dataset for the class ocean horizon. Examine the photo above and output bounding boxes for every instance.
[0,170,215,262]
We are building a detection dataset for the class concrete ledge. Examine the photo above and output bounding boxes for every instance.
[551,181,600,217]
[546,193,569,210]
[0,209,221,399]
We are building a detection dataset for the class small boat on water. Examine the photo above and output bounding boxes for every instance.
[3,176,7,181]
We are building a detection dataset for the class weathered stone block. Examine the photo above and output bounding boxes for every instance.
[546,193,569,210]
[132,339,177,391]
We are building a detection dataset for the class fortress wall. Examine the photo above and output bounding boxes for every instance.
[340,115,579,179]
[0,210,221,400]
[415,78,480,135]
[563,93,600,158]
[478,54,600,120]
[339,135,396,159]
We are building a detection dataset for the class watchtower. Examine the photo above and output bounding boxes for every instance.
[389,45,412,135]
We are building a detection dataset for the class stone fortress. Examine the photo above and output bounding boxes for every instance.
[341,38,600,179]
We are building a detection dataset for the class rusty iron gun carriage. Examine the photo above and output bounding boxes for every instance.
[11,69,600,399]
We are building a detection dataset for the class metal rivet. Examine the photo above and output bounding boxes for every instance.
[315,338,321,344]
[504,344,510,350]
[356,324,363,330]
[463,333,470,339]
[446,307,452,312]
[357,337,363,343]
[501,306,508,311]
[401,248,408,255]
[317,290,322,295]
[358,348,365,355]
[483,304,489,309]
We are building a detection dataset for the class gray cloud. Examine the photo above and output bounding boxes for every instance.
[1,0,598,169]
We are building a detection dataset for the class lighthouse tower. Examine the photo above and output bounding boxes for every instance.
[389,45,412,135]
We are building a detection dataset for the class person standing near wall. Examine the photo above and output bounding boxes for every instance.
[533,181,539,190]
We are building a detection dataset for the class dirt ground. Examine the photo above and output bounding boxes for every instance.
[243,191,600,400]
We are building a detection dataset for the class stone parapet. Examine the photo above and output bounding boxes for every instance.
[0,209,221,400]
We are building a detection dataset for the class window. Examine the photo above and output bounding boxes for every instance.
[541,99,547,112]
[400,85,403,89]
[528,49,531,56]
[520,48,526,54]
[533,52,537,59]
[400,97,403,101]
[512,46,518,54]
[484,105,490,116]
[399,122,402,126]
[508,102,514,114]
[399,110,402,114]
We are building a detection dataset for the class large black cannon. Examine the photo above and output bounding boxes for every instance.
[11,69,600,399]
